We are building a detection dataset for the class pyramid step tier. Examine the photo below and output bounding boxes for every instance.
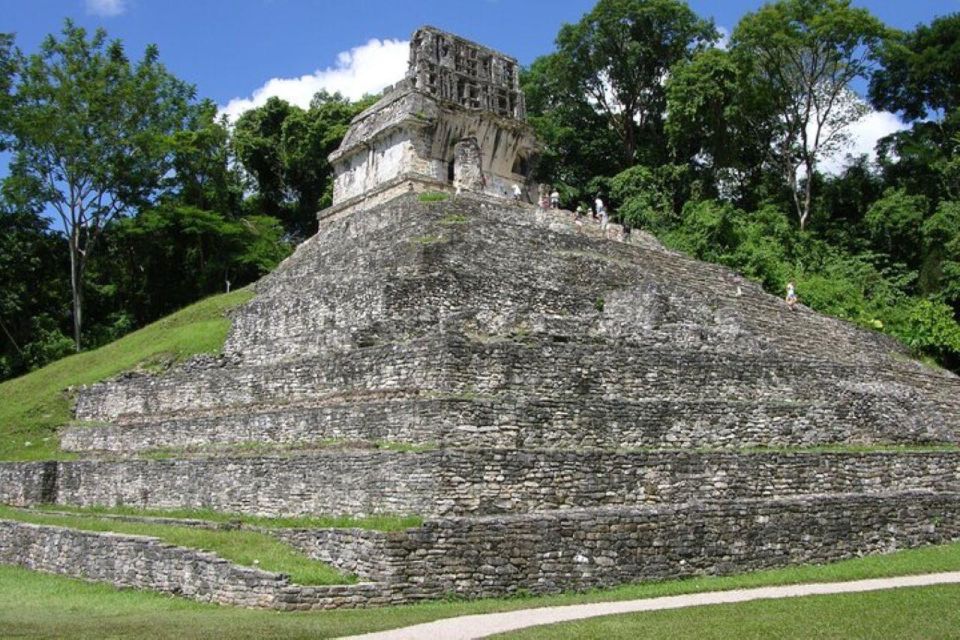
[4,450,960,518]
[284,491,960,597]
[76,333,960,441]
[4,491,959,609]
[62,392,958,455]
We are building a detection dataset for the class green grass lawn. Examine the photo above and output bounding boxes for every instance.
[494,585,960,639]
[0,542,958,639]
[0,506,349,586]
[0,289,253,461]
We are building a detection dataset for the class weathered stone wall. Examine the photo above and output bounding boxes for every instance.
[0,462,57,505]
[0,519,398,610]
[330,27,535,205]
[0,519,287,607]
[407,27,525,119]
[366,493,960,597]
[453,137,484,192]
[332,102,536,203]
[4,493,958,608]
[32,454,434,516]
[65,336,960,453]
[271,528,391,581]
[5,451,960,518]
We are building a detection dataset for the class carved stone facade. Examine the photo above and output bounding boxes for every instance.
[408,27,525,119]
[325,27,539,217]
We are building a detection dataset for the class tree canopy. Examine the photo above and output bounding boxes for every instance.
[550,0,717,165]
[730,0,889,230]
[233,91,374,238]
[3,21,195,350]
[869,13,960,121]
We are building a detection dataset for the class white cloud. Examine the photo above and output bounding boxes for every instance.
[86,0,126,16]
[716,26,730,50]
[819,109,908,175]
[220,38,409,122]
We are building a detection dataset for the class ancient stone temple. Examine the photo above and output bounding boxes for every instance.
[1,28,959,610]
[324,26,540,219]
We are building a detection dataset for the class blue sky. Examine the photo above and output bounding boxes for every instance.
[4,0,957,113]
[2,0,959,183]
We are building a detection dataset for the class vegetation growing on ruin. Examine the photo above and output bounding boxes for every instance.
[0,289,252,461]
[418,191,450,202]
[32,504,423,532]
[439,213,470,225]
[0,505,353,585]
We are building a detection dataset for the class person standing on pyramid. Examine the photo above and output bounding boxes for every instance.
[786,281,798,310]
[596,196,608,230]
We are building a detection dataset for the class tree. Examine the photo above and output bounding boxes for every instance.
[920,200,960,308]
[3,22,194,350]
[167,99,243,215]
[521,54,624,199]
[0,33,17,151]
[552,0,716,164]
[731,0,888,230]
[233,92,372,238]
[869,15,960,207]
[0,191,70,379]
[863,188,928,272]
[869,13,960,122]
[665,49,741,169]
[99,206,288,324]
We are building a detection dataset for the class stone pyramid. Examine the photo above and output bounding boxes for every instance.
[2,27,959,609]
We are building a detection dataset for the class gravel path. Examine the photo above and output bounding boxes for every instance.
[341,572,960,640]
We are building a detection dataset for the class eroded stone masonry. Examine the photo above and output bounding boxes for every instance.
[327,26,539,214]
[2,27,959,609]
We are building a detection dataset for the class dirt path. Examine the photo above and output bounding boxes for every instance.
[340,572,960,640]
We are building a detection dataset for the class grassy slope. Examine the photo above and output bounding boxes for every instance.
[0,506,349,586]
[0,542,958,639]
[0,288,253,461]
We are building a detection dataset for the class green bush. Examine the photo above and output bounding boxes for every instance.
[609,164,690,231]
[885,298,960,364]
[21,320,74,372]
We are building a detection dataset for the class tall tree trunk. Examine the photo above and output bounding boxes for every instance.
[0,316,22,356]
[68,231,83,352]
[799,156,815,231]
[621,112,637,164]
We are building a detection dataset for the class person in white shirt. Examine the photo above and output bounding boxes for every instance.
[596,196,608,230]
[785,281,798,310]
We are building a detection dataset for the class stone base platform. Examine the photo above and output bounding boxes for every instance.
[2,492,958,609]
